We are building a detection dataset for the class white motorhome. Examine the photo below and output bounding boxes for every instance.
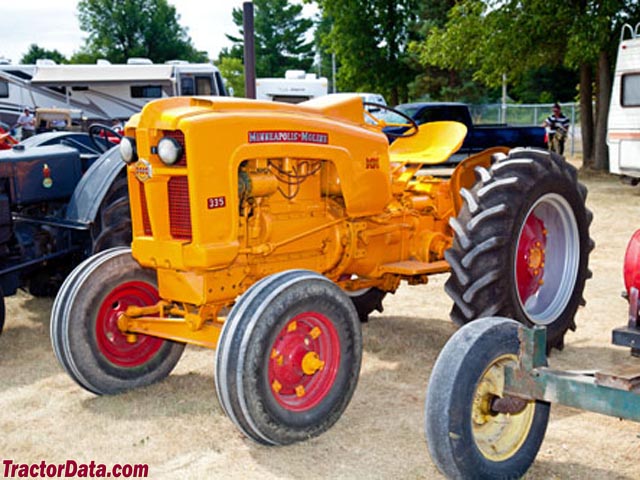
[0,59,227,124]
[256,70,328,104]
[608,23,640,179]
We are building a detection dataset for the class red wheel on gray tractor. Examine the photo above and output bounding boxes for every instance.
[445,148,593,351]
[215,270,362,445]
[50,248,184,395]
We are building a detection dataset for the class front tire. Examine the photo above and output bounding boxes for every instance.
[215,270,362,445]
[425,317,550,479]
[50,248,184,395]
[445,149,593,350]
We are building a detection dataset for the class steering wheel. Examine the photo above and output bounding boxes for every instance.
[363,102,419,138]
[88,123,123,153]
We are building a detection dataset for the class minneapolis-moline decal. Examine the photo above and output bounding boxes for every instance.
[248,130,329,145]
[365,157,380,170]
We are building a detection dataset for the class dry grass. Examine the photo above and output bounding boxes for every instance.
[1,171,640,479]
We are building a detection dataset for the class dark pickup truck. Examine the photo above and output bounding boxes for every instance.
[383,102,547,160]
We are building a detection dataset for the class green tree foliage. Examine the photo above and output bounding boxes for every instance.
[413,0,640,170]
[510,67,579,104]
[20,44,68,64]
[76,0,208,64]
[215,52,245,97]
[316,0,421,105]
[226,0,314,78]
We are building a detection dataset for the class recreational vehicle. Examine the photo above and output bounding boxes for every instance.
[608,23,640,180]
[0,59,227,125]
[256,70,328,104]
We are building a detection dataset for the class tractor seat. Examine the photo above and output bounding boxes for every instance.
[389,121,467,166]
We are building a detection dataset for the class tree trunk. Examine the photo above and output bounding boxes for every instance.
[593,50,611,171]
[579,63,594,168]
[390,87,399,107]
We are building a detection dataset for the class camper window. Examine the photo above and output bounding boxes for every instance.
[622,73,640,107]
[181,77,195,95]
[272,95,311,104]
[195,76,213,95]
[47,86,67,95]
[131,85,162,98]
[0,80,7,98]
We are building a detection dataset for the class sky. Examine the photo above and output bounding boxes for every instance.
[1,1,317,64]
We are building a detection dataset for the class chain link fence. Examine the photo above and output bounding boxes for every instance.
[468,103,583,157]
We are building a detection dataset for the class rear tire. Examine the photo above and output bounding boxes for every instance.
[216,270,362,445]
[50,248,184,395]
[445,148,593,350]
[92,175,132,253]
[347,287,386,322]
[425,317,550,479]
[0,287,4,335]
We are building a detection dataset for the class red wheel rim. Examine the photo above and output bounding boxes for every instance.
[268,311,340,412]
[95,281,163,367]
[516,212,547,305]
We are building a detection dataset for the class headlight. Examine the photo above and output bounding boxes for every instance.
[157,137,183,165]
[119,136,137,163]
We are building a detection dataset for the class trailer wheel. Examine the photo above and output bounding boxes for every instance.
[347,287,386,322]
[425,317,550,479]
[445,149,592,350]
[50,248,184,395]
[92,175,132,253]
[215,270,362,445]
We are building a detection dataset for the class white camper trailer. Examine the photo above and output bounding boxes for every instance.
[256,70,328,104]
[0,59,227,125]
[608,23,640,180]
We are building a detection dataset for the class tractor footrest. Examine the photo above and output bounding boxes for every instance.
[378,260,449,275]
[595,362,640,392]
[612,325,640,349]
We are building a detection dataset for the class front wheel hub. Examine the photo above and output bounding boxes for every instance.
[268,312,340,412]
[95,281,163,367]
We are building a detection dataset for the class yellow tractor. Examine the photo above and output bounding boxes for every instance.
[50,94,591,445]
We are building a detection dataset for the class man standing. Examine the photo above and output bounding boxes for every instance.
[543,103,570,156]
[16,107,36,139]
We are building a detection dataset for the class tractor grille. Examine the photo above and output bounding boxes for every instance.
[138,182,152,236]
[168,176,192,240]
[163,130,187,166]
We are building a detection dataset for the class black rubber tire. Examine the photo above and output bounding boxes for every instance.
[425,317,550,480]
[348,288,387,322]
[0,287,4,335]
[92,175,132,253]
[445,148,593,351]
[215,270,362,445]
[50,248,184,395]
[51,247,128,382]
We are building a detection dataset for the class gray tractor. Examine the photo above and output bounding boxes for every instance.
[0,124,131,332]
